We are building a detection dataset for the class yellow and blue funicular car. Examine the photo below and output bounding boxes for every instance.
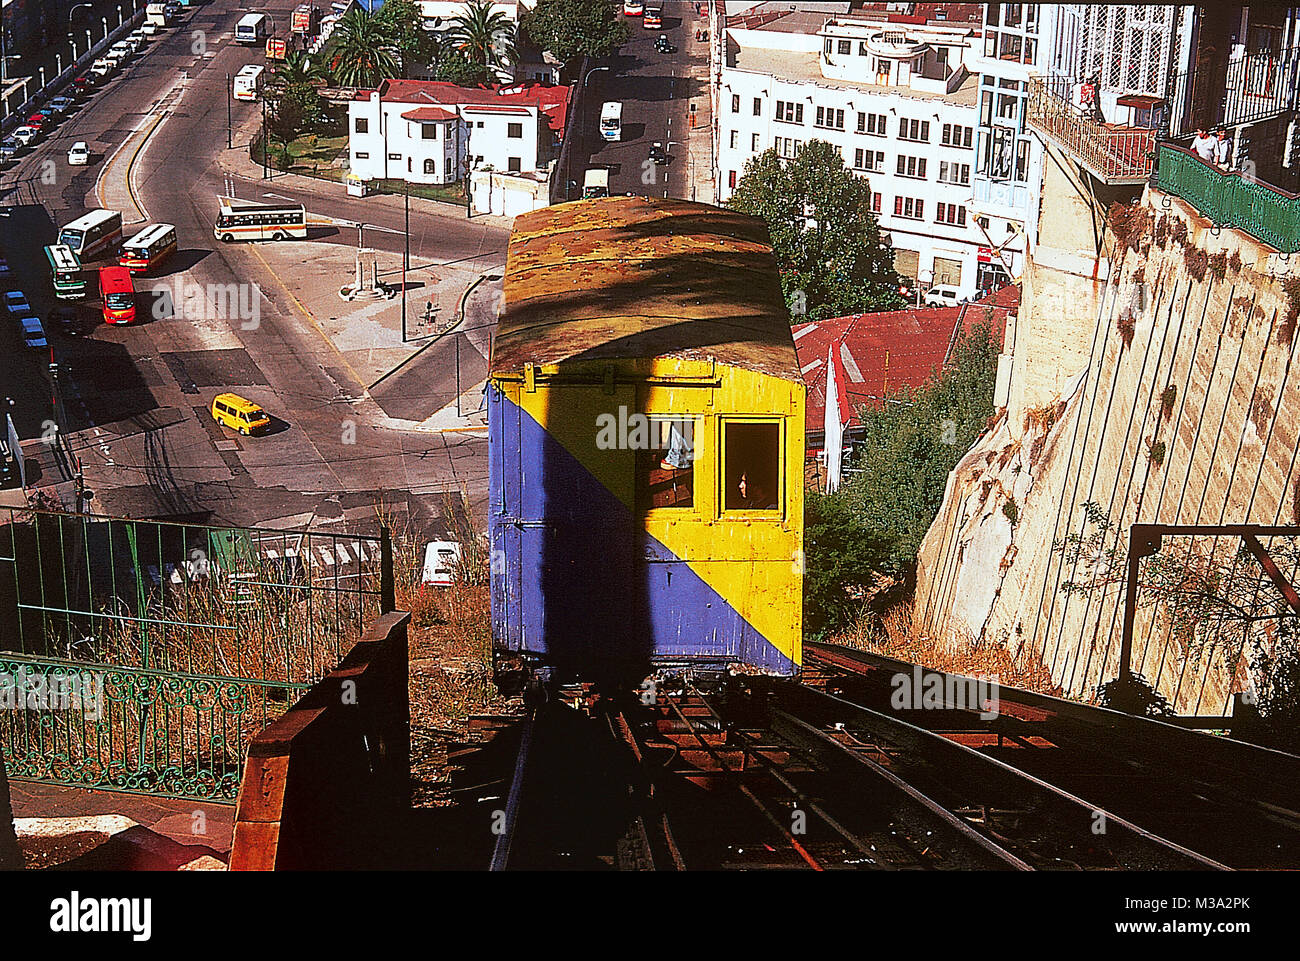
[488,196,806,686]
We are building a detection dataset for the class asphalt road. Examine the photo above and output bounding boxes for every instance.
[574,0,711,201]
[0,0,509,536]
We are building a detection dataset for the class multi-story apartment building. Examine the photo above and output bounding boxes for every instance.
[714,8,994,298]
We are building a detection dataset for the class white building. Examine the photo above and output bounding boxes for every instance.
[715,9,991,298]
[348,79,570,214]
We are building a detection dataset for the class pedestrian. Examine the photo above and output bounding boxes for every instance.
[1214,127,1232,168]
[1192,128,1216,163]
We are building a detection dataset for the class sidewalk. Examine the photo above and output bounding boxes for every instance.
[684,4,716,206]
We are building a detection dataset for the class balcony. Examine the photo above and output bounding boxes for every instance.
[1156,142,1300,253]
[1026,78,1156,185]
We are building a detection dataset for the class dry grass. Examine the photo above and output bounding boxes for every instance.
[829,605,1063,696]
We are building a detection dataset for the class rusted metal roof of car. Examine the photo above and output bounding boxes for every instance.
[492,197,800,380]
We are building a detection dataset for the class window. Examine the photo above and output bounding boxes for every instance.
[853,148,884,171]
[424,159,435,174]
[752,133,760,151]
[938,160,970,185]
[894,196,924,219]
[837,39,851,55]
[508,156,521,172]
[898,118,930,142]
[996,92,1020,122]
[936,202,967,226]
[407,158,412,172]
[775,100,804,124]
[729,129,738,148]
[723,422,781,512]
[732,94,740,113]
[753,97,762,116]
[355,151,369,159]
[476,121,485,128]
[775,137,802,159]
[815,106,845,130]
[858,41,869,56]
[638,419,696,510]
[1015,139,1031,182]
[355,117,368,133]
[896,155,927,178]
[421,124,437,140]
[728,170,737,189]
[871,192,882,213]
[507,122,522,138]
[824,38,832,55]
[941,123,973,148]
[388,152,402,160]
[857,111,887,136]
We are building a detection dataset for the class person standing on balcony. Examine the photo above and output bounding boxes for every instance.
[1214,128,1232,168]
[1192,128,1217,163]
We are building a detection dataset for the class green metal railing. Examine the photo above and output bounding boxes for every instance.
[1156,142,1300,253]
[0,509,393,802]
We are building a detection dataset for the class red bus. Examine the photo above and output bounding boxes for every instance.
[99,265,135,324]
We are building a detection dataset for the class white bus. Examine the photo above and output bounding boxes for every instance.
[235,13,268,44]
[214,197,307,242]
[600,101,623,142]
[58,209,123,260]
[119,222,178,274]
[233,64,265,101]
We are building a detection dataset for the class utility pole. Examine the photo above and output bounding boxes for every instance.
[226,72,232,149]
[401,181,409,342]
[261,89,268,178]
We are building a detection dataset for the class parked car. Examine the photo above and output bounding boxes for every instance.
[129,29,148,47]
[11,127,38,146]
[90,58,115,77]
[163,1,183,16]
[0,138,20,160]
[24,113,46,130]
[49,96,75,114]
[141,21,160,36]
[0,256,11,279]
[68,141,91,165]
[4,290,32,315]
[73,75,96,94]
[110,41,134,60]
[923,284,967,308]
[19,316,48,350]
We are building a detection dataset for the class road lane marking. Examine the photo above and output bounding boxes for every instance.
[94,79,186,222]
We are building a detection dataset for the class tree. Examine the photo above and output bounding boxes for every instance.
[431,35,493,86]
[522,0,631,65]
[375,0,439,75]
[726,141,906,322]
[836,321,1000,576]
[804,489,893,638]
[448,0,516,81]
[269,51,325,91]
[329,9,401,87]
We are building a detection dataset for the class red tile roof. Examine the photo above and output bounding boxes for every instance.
[401,106,458,122]
[794,285,1018,441]
[356,79,572,134]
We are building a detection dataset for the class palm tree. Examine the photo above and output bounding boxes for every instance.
[329,9,401,88]
[448,0,516,82]
[277,51,325,87]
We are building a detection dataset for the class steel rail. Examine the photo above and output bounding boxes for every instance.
[488,709,535,872]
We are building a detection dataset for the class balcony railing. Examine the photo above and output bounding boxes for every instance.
[1027,78,1156,185]
[1166,45,1300,138]
[1155,142,1300,253]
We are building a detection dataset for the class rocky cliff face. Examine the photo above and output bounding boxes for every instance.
[915,187,1300,713]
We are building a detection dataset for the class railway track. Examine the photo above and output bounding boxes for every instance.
[476,645,1299,870]
[805,642,1300,869]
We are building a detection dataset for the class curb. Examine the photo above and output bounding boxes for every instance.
[367,271,494,391]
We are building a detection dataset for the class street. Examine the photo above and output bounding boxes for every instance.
[0,0,510,536]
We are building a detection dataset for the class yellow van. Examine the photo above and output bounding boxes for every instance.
[211,392,270,435]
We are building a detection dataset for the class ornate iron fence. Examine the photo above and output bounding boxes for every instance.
[1155,142,1300,253]
[0,509,394,803]
[1167,45,1300,139]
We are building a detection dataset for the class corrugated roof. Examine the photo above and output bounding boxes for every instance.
[493,197,801,380]
[795,289,1015,437]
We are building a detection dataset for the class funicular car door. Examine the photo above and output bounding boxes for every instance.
[494,378,639,670]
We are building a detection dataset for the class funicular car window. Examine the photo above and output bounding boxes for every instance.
[637,418,695,510]
[723,421,781,511]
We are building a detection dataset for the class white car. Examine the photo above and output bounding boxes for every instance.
[110,41,133,60]
[68,141,90,165]
[90,58,115,77]
[129,29,148,46]
[141,21,160,36]
[923,284,967,308]
[20,316,48,350]
[4,290,32,315]
[11,125,38,146]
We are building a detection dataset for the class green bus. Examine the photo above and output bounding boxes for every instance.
[44,244,87,299]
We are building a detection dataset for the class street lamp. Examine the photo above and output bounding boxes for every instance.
[102,18,108,42]
[584,66,610,86]
[117,6,123,28]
